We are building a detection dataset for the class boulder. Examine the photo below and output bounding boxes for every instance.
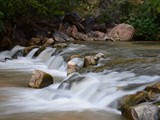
[29,70,53,88]
[53,30,72,42]
[108,23,135,41]
[69,54,81,60]
[145,82,160,93]
[70,25,111,41]
[53,43,68,48]
[58,23,67,34]
[118,91,148,113]
[118,81,160,120]
[84,56,97,67]
[67,62,79,75]
[43,38,55,46]
[58,72,85,90]
[83,53,104,67]
[88,31,105,38]
[94,53,105,60]
[70,25,79,38]
[67,58,84,75]
[23,45,39,56]
[80,16,96,33]
[87,31,109,41]
[123,104,160,120]
[63,12,84,32]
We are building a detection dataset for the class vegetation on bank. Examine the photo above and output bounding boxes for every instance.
[0,0,160,40]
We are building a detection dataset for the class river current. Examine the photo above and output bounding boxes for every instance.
[0,41,160,120]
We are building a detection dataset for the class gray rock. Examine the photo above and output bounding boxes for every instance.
[129,104,160,120]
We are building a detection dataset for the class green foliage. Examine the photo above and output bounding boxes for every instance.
[128,0,160,40]
[98,0,134,23]
[75,0,99,17]
[98,0,160,40]
[129,17,159,40]
[0,0,159,40]
[0,0,88,31]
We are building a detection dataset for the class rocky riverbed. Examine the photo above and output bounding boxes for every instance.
[0,41,160,120]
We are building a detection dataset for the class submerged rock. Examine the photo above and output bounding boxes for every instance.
[29,70,53,88]
[67,57,84,75]
[58,72,85,90]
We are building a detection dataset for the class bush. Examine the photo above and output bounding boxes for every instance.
[97,0,134,26]
[129,17,159,40]
[128,0,160,40]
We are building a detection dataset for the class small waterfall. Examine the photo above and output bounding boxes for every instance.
[48,55,67,71]
[0,42,160,115]
[69,58,84,67]
[59,43,88,55]
[56,71,160,111]
[9,45,24,57]
[0,51,10,61]
[0,45,24,61]
[26,48,39,59]
[36,48,56,61]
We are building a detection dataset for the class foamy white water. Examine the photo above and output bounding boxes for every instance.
[0,44,160,116]
[26,48,39,58]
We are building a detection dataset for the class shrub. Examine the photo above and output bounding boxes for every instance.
[128,0,160,40]
[129,16,159,40]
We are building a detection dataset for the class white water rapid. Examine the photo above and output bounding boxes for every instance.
[0,43,160,116]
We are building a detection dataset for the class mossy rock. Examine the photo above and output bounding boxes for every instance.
[34,46,46,57]
[29,70,53,88]
[145,82,160,93]
[118,91,149,115]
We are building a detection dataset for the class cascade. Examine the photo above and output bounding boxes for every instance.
[9,45,24,57]
[26,48,39,59]
[36,47,56,61]
[0,43,160,116]
[47,55,67,71]
[0,45,24,61]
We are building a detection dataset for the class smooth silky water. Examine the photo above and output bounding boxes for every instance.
[0,41,160,120]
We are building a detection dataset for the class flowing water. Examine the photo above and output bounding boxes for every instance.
[0,41,160,120]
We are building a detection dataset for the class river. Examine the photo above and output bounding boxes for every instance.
[0,41,160,120]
